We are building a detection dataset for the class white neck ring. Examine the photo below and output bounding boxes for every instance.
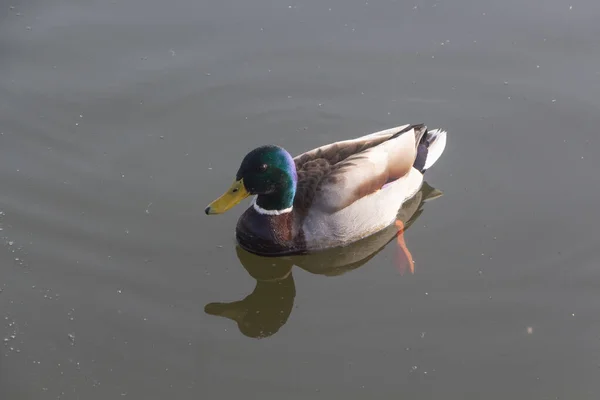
[251,198,293,215]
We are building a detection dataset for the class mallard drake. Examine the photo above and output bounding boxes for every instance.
[205,123,447,256]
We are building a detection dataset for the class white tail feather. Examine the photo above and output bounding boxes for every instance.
[423,129,447,170]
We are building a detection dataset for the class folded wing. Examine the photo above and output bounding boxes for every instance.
[293,124,426,213]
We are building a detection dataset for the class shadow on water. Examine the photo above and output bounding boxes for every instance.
[205,182,443,339]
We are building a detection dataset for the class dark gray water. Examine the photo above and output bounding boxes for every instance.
[2,0,600,398]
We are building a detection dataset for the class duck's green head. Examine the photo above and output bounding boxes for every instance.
[205,145,297,215]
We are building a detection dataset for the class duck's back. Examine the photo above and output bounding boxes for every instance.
[292,124,426,214]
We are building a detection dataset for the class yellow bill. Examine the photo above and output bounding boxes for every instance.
[205,179,250,215]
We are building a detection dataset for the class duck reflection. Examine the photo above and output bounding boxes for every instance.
[205,182,442,339]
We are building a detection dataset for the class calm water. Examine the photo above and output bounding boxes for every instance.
[2,0,600,398]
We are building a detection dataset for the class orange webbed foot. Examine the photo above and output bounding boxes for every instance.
[395,220,415,275]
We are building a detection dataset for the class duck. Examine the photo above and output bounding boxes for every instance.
[205,123,447,256]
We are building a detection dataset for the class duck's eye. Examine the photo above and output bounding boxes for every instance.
[257,163,268,173]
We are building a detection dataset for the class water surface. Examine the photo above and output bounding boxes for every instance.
[2,0,600,399]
